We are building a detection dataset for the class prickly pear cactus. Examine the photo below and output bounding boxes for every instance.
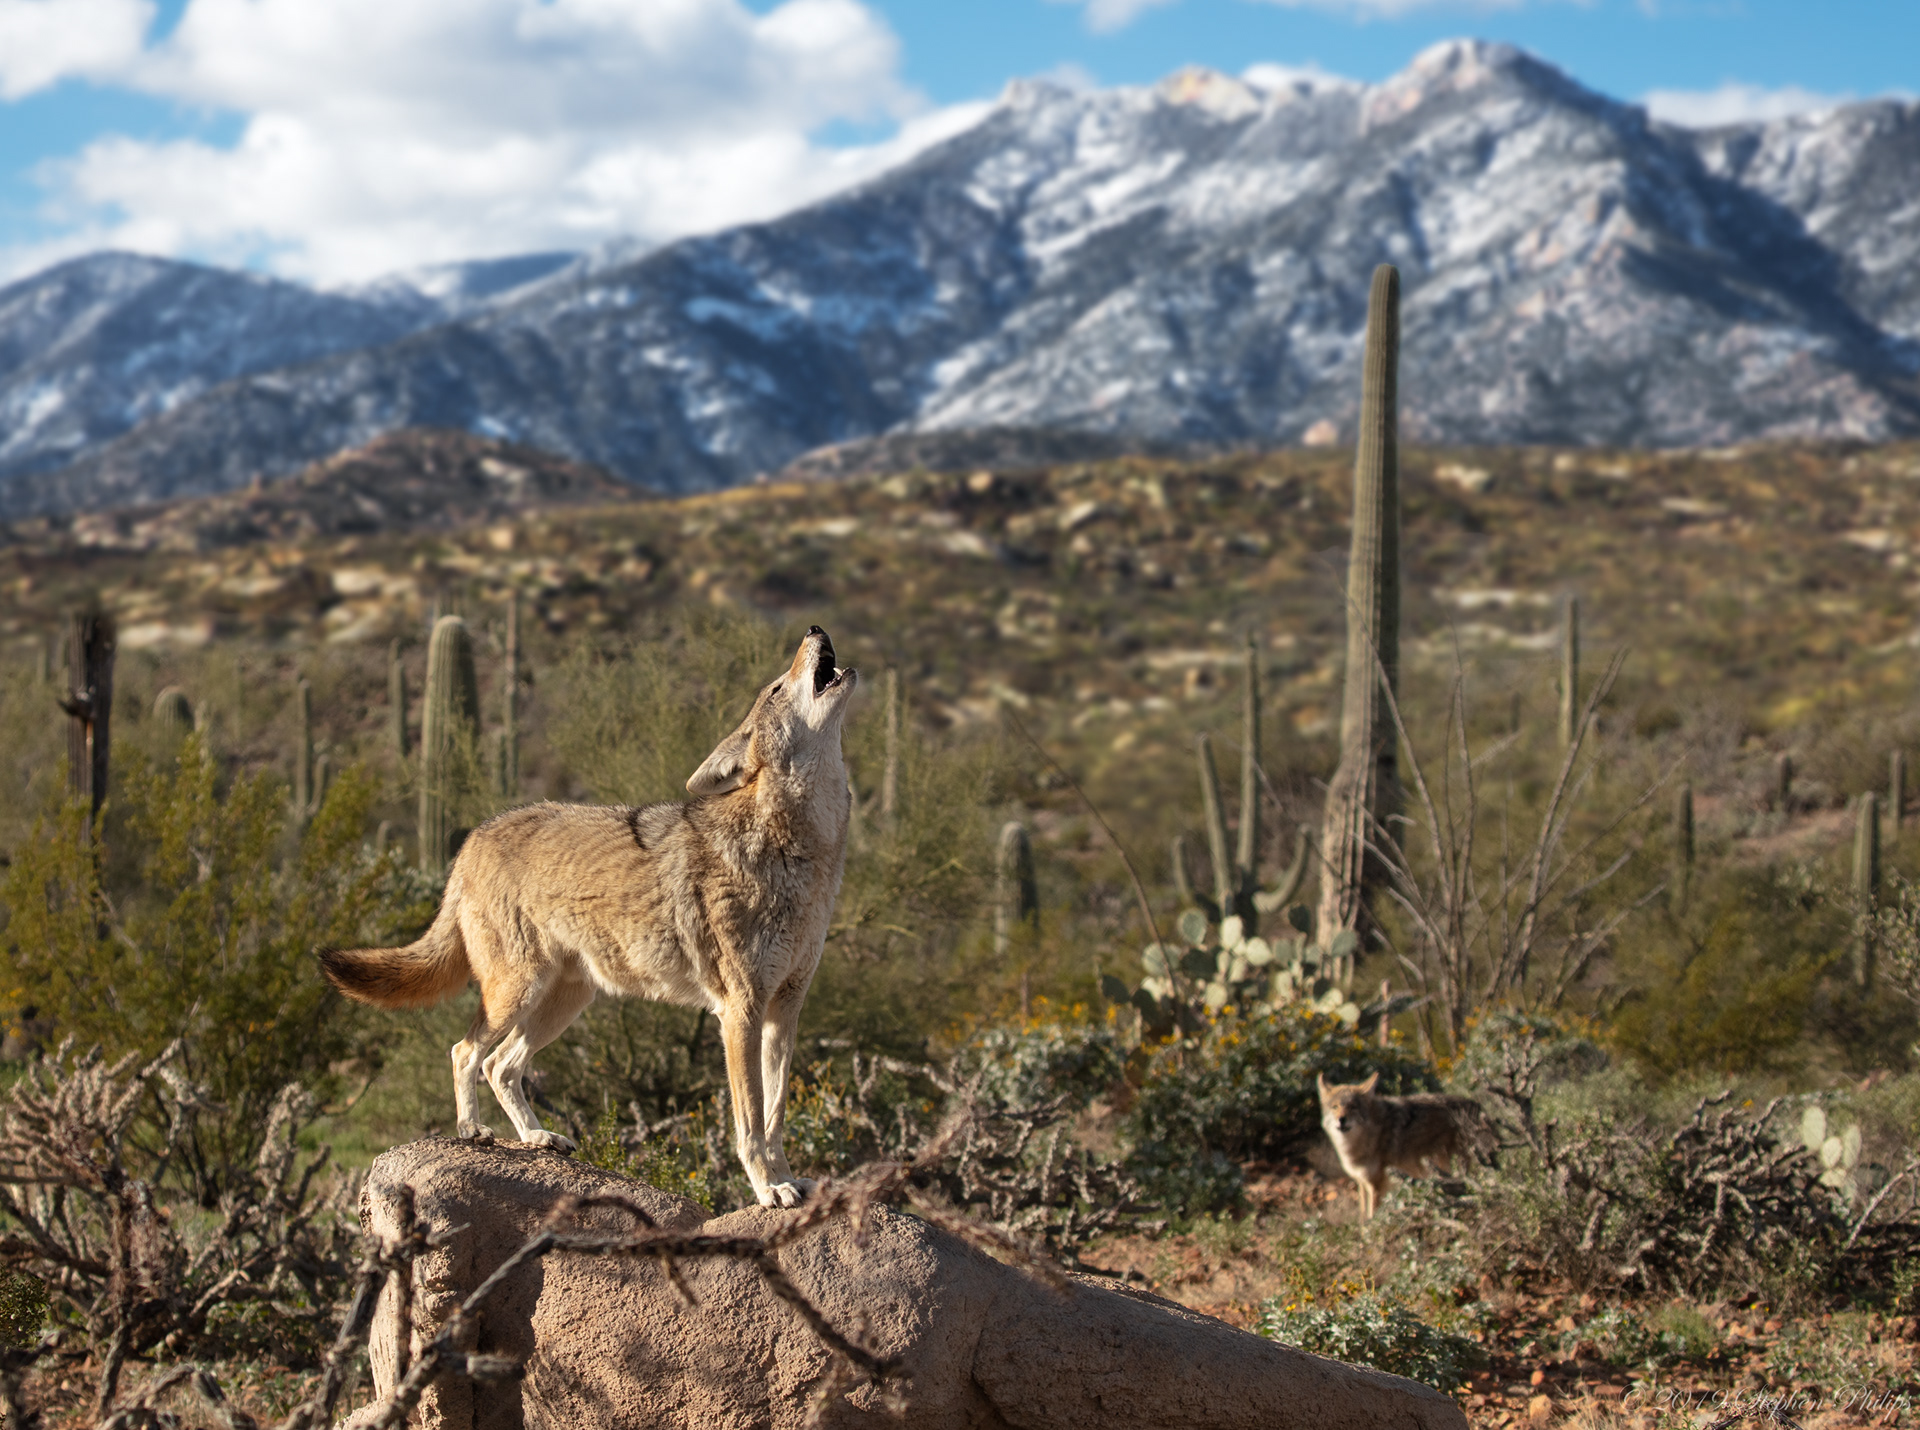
[1800,1105,1870,1200]
[1102,902,1361,1037]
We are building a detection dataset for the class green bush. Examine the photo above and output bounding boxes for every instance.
[0,1269,47,1348]
[1258,1291,1483,1391]
[0,737,426,1199]
[1563,1305,1719,1369]
[1122,1005,1432,1216]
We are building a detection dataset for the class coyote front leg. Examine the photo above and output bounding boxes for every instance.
[722,996,804,1208]
[760,984,814,1201]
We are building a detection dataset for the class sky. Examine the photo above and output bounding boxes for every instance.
[0,0,1914,289]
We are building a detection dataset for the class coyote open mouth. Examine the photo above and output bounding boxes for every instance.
[810,627,845,695]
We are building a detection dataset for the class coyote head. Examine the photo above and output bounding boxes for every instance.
[687,626,859,797]
[1316,1071,1381,1136]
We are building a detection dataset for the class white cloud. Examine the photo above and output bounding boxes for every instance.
[1045,0,1178,35]
[0,0,154,99]
[1642,81,1857,128]
[3,0,990,284]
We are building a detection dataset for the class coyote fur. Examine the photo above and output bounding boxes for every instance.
[1316,1072,1485,1222]
[320,627,856,1209]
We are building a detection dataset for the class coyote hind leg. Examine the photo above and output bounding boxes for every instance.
[482,972,595,1151]
[451,1001,510,1141]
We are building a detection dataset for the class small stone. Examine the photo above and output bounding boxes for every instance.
[1531,1370,1548,1386]
[1528,1393,1555,1423]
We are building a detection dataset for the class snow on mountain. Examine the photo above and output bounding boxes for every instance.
[3,40,1917,519]
[0,253,437,487]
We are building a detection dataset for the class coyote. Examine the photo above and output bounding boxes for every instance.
[321,627,857,1209]
[1316,1072,1484,1222]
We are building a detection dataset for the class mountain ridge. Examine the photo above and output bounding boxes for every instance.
[3,39,1917,520]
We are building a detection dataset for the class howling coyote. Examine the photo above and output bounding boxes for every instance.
[322,626,857,1209]
[1316,1072,1486,1221]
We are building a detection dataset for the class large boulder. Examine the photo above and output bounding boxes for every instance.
[358,1138,1469,1430]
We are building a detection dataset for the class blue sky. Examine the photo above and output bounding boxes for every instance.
[0,0,1913,287]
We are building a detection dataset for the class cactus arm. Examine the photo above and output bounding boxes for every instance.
[1253,824,1313,914]
[1170,833,1221,923]
[1236,633,1260,898]
[1196,732,1234,920]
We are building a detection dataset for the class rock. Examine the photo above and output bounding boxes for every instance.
[358,1138,1468,1430]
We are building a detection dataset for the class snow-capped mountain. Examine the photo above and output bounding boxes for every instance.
[4,40,1917,519]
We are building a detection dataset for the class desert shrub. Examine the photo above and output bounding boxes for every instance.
[1610,864,1843,1079]
[0,1269,47,1348]
[959,1011,1127,1110]
[1562,1305,1719,1369]
[0,737,425,1199]
[1393,1018,1851,1297]
[1122,1005,1433,1216]
[1258,1291,1483,1391]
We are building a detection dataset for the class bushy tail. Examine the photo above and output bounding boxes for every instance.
[319,889,470,1009]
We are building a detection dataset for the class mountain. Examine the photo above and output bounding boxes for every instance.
[0,253,433,486]
[5,40,1919,520]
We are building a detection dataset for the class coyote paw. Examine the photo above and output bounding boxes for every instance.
[457,1121,497,1143]
[523,1130,576,1153]
[759,1178,817,1209]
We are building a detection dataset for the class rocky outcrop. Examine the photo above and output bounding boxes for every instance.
[358,1138,1468,1430]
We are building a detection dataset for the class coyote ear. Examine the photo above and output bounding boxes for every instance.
[687,727,752,796]
[1316,1073,1331,1099]
[1359,1072,1380,1094]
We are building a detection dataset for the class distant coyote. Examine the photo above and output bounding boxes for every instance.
[321,627,857,1209]
[1316,1072,1486,1222]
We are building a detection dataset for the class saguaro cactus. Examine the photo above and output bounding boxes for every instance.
[1855,791,1881,988]
[1196,733,1235,919]
[153,686,194,745]
[995,821,1040,1017]
[292,678,315,817]
[59,609,115,832]
[420,615,482,873]
[1559,596,1581,749]
[1891,750,1906,833]
[389,639,409,759]
[881,669,902,831]
[1236,633,1260,896]
[1315,263,1401,977]
[1672,783,1694,915]
[1775,753,1794,815]
[501,591,520,795]
[1182,641,1310,930]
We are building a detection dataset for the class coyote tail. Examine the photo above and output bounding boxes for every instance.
[319,888,470,1009]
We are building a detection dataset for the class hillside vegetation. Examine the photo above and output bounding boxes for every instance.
[4,432,1920,1425]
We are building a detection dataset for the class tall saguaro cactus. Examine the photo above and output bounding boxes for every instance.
[1315,263,1401,976]
[881,669,902,832]
[1235,632,1261,903]
[153,687,194,745]
[1855,791,1881,988]
[1891,750,1906,834]
[501,590,521,795]
[1672,783,1694,915]
[995,820,1040,1018]
[388,639,409,759]
[420,615,482,874]
[292,677,315,816]
[59,609,115,833]
[1559,596,1581,749]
